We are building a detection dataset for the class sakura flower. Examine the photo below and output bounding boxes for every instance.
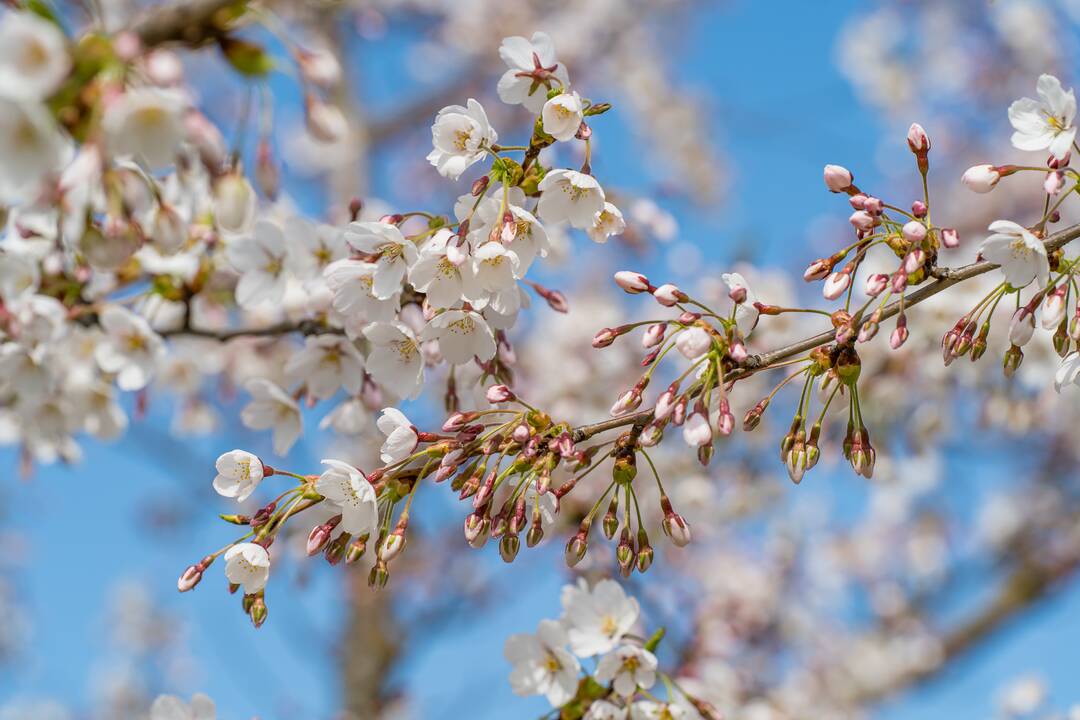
[523,483,559,531]
[241,378,302,455]
[0,98,67,202]
[630,701,689,720]
[1008,74,1076,160]
[213,171,256,233]
[284,334,365,400]
[363,322,424,400]
[682,411,712,448]
[149,693,216,720]
[723,271,760,334]
[585,700,629,720]
[542,91,584,141]
[503,205,551,273]
[497,32,570,113]
[978,220,1049,289]
[285,216,347,282]
[472,242,521,294]
[420,308,497,364]
[0,252,40,301]
[537,169,606,229]
[588,202,626,244]
[1054,353,1080,393]
[504,619,580,707]
[0,12,70,101]
[223,542,270,594]
[409,229,481,309]
[426,99,497,180]
[94,306,164,391]
[315,459,378,535]
[226,220,289,308]
[961,164,1001,193]
[376,407,418,464]
[343,221,418,299]
[103,88,186,170]
[561,578,640,657]
[323,259,400,323]
[595,645,658,697]
[212,449,265,503]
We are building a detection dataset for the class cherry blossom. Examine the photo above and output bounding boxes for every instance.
[226,220,290,308]
[595,645,658,697]
[978,220,1049,289]
[542,91,584,141]
[223,542,270,594]
[284,334,365,400]
[420,308,497,364]
[537,169,606,229]
[497,32,569,113]
[1008,74,1076,160]
[315,459,378,535]
[504,619,581,707]
[103,88,187,170]
[342,221,418,299]
[426,99,497,180]
[94,306,164,391]
[561,578,640,657]
[212,449,265,503]
[240,379,302,456]
[363,322,424,400]
[376,407,418,464]
[588,202,627,244]
[0,12,70,101]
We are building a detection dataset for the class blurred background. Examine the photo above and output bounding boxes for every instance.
[4,0,1080,718]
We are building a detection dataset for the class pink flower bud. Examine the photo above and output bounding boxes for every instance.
[891,270,908,294]
[902,220,927,244]
[849,193,867,210]
[652,283,686,307]
[512,423,531,444]
[675,326,711,359]
[662,513,692,547]
[306,98,348,143]
[442,411,472,432]
[177,564,203,592]
[654,388,677,420]
[614,270,650,293]
[306,523,334,556]
[903,248,925,274]
[1045,170,1065,196]
[849,210,876,232]
[911,200,928,218]
[941,227,960,248]
[890,324,909,349]
[682,411,713,448]
[865,273,888,297]
[961,164,1001,193]
[729,337,748,363]
[907,122,930,153]
[1008,307,1036,347]
[823,271,851,300]
[610,389,642,416]
[485,384,515,404]
[804,258,832,281]
[1043,286,1068,330]
[642,323,667,348]
[592,327,618,348]
[823,164,854,193]
[863,196,884,215]
[379,531,406,563]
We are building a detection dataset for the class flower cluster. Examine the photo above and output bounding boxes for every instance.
[504,579,717,720]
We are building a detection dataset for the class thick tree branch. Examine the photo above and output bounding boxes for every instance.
[572,221,1080,441]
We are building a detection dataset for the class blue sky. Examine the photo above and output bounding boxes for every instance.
[3,1,1079,718]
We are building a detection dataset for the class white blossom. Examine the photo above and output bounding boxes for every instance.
[363,322,424,400]
[212,449,264,503]
[595,645,658,697]
[1008,74,1076,160]
[149,693,216,720]
[342,221,418,299]
[94,306,164,391]
[315,459,378,535]
[420,308,497,364]
[240,378,302,456]
[504,619,581,707]
[561,578,639,657]
[978,220,1049,289]
[426,99,497,180]
[376,407,417,464]
[1054,353,1080,393]
[284,334,365,401]
[0,98,66,202]
[409,229,482,308]
[497,32,569,113]
[587,202,626,244]
[323,259,401,323]
[223,542,270,594]
[542,91,584,141]
[226,220,289,308]
[537,169,606,229]
[0,12,70,101]
[103,88,186,170]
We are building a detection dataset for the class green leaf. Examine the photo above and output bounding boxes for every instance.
[219,37,274,77]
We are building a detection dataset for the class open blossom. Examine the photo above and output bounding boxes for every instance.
[427,99,497,180]
[588,202,626,244]
[978,220,1049,289]
[377,407,418,464]
[1055,353,1080,393]
[315,459,378,535]
[537,169,606,229]
[0,98,66,201]
[497,32,569,113]
[150,693,216,720]
[561,578,639,657]
[241,378,302,456]
[94,306,164,391]
[504,619,581,707]
[722,271,760,334]
[586,701,628,720]
[595,645,658,697]
[223,542,270,594]
[420,308,497,364]
[284,335,365,400]
[212,449,265,503]
[342,221,418,299]
[1008,74,1076,160]
[103,87,186,170]
[285,216,347,282]
[473,241,521,294]
[630,701,689,720]
[0,12,70,101]
[323,259,400,323]
[363,322,424,400]
[542,91,584,141]
[226,220,289,308]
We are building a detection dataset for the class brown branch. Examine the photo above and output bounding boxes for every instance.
[129,0,244,47]
[571,221,1080,442]
[157,318,343,341]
